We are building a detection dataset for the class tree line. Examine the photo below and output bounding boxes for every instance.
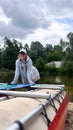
[0,32,73,75]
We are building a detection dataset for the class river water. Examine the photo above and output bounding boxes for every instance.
[39,73,73,102]
[0,73,73,102]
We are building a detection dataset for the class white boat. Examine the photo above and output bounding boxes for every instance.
[0,84,69,130]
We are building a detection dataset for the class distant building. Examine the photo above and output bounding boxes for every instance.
[47,61,62,68]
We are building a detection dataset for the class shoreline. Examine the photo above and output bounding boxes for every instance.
[65,102,73,130]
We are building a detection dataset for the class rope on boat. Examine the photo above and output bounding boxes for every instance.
[50,99,57,112]
[59,93,63,99]
[41,104,51,127]
[54,88,65,104]
[55,96,61,104]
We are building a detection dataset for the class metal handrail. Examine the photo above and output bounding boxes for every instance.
[31,84,65,89]
[6,87,65,130]
[0,91,51,99]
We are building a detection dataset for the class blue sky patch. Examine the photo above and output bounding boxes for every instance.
[55,17,73,25]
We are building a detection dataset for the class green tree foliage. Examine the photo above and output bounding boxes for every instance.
[60,38,67,50]
[65,32,73,60]
[66,61,73,75]
[44,44,64,62]
[2,37,22,70]
[53,45,63,61]
[29,50,38,64]
[60,61,73,75]
[30,41,44,62]
[1,32,73,74]
[24,43,30,52]
[44,44,54,62]
[35,57,45,72]
[67,32,73,49]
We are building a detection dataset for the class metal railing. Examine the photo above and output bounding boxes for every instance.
[6,86,65,130]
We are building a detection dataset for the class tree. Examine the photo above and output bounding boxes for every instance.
[53,45,63,61]
[59,38,67,50]
[24,43,30,53]
[30,41,44,61]
[65,32,73,60]
[44,44,54,62]
[2,37,22,70]
[67,32,73,49]
[35,57,45,72]
[45,44,53,53]
[61,61,73,75]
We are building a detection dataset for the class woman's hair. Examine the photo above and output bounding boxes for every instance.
[18,53,27,61]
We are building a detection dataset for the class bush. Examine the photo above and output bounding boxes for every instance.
[35,57,45,72]
[60,61,73,75]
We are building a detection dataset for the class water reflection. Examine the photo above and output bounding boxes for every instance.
[39,73,73,102]
[0,73,73,102]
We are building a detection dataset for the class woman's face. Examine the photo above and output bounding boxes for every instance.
[19,52,27,61]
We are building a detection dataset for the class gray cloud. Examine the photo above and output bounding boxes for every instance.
[0,0,73,43]
[46,0,73,17]
[0,0,50,29]
[0,0,51,39]
[0,20,35,39]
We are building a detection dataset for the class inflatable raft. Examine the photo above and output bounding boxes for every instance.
[0,84,68,130]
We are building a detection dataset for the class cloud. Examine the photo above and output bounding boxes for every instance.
[0,0,73,46]
[0,0,50,29]
[23,21,71,46]
[46,0,73,17]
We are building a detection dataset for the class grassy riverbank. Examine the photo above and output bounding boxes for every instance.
[0,68,14,83]
[0,68,14,75]
[65,102,73,130]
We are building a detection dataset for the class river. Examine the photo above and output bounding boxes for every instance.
[0,72,73,102]
[39,73,73,102]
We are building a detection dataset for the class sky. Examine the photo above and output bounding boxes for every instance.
[0,0,73,47]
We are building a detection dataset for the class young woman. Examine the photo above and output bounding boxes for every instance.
[11,49,40,84]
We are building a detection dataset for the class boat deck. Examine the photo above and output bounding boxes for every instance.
[0,86,68,130]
